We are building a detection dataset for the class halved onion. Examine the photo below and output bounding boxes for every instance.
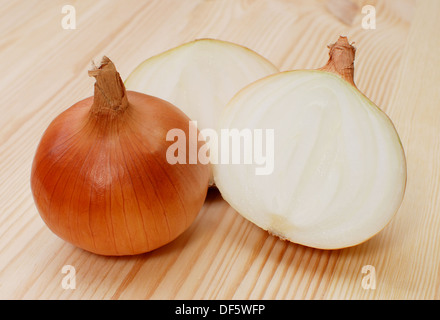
[213,37,407,249]
[125,38,278,133]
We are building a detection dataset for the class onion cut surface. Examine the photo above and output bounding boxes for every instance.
[214,38,407,249]
[125,38,278,133]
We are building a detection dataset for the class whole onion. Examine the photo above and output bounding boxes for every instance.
[31,57,210,256]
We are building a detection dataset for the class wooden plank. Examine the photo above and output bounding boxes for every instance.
[1,0,439,300]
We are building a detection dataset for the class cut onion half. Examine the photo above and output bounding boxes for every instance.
[213,37,407,249]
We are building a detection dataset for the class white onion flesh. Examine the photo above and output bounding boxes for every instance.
[213,70,407,249]
[125,39,278,133]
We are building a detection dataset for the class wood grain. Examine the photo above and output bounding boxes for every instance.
[1,0,439,300]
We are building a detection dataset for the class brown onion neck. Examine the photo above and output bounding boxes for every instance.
[88,56,129,116]
[319,36,356,87]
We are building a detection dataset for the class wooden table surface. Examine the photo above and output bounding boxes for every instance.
[1,0,440,300]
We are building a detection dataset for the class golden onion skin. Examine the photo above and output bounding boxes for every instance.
[31,63,210,256]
